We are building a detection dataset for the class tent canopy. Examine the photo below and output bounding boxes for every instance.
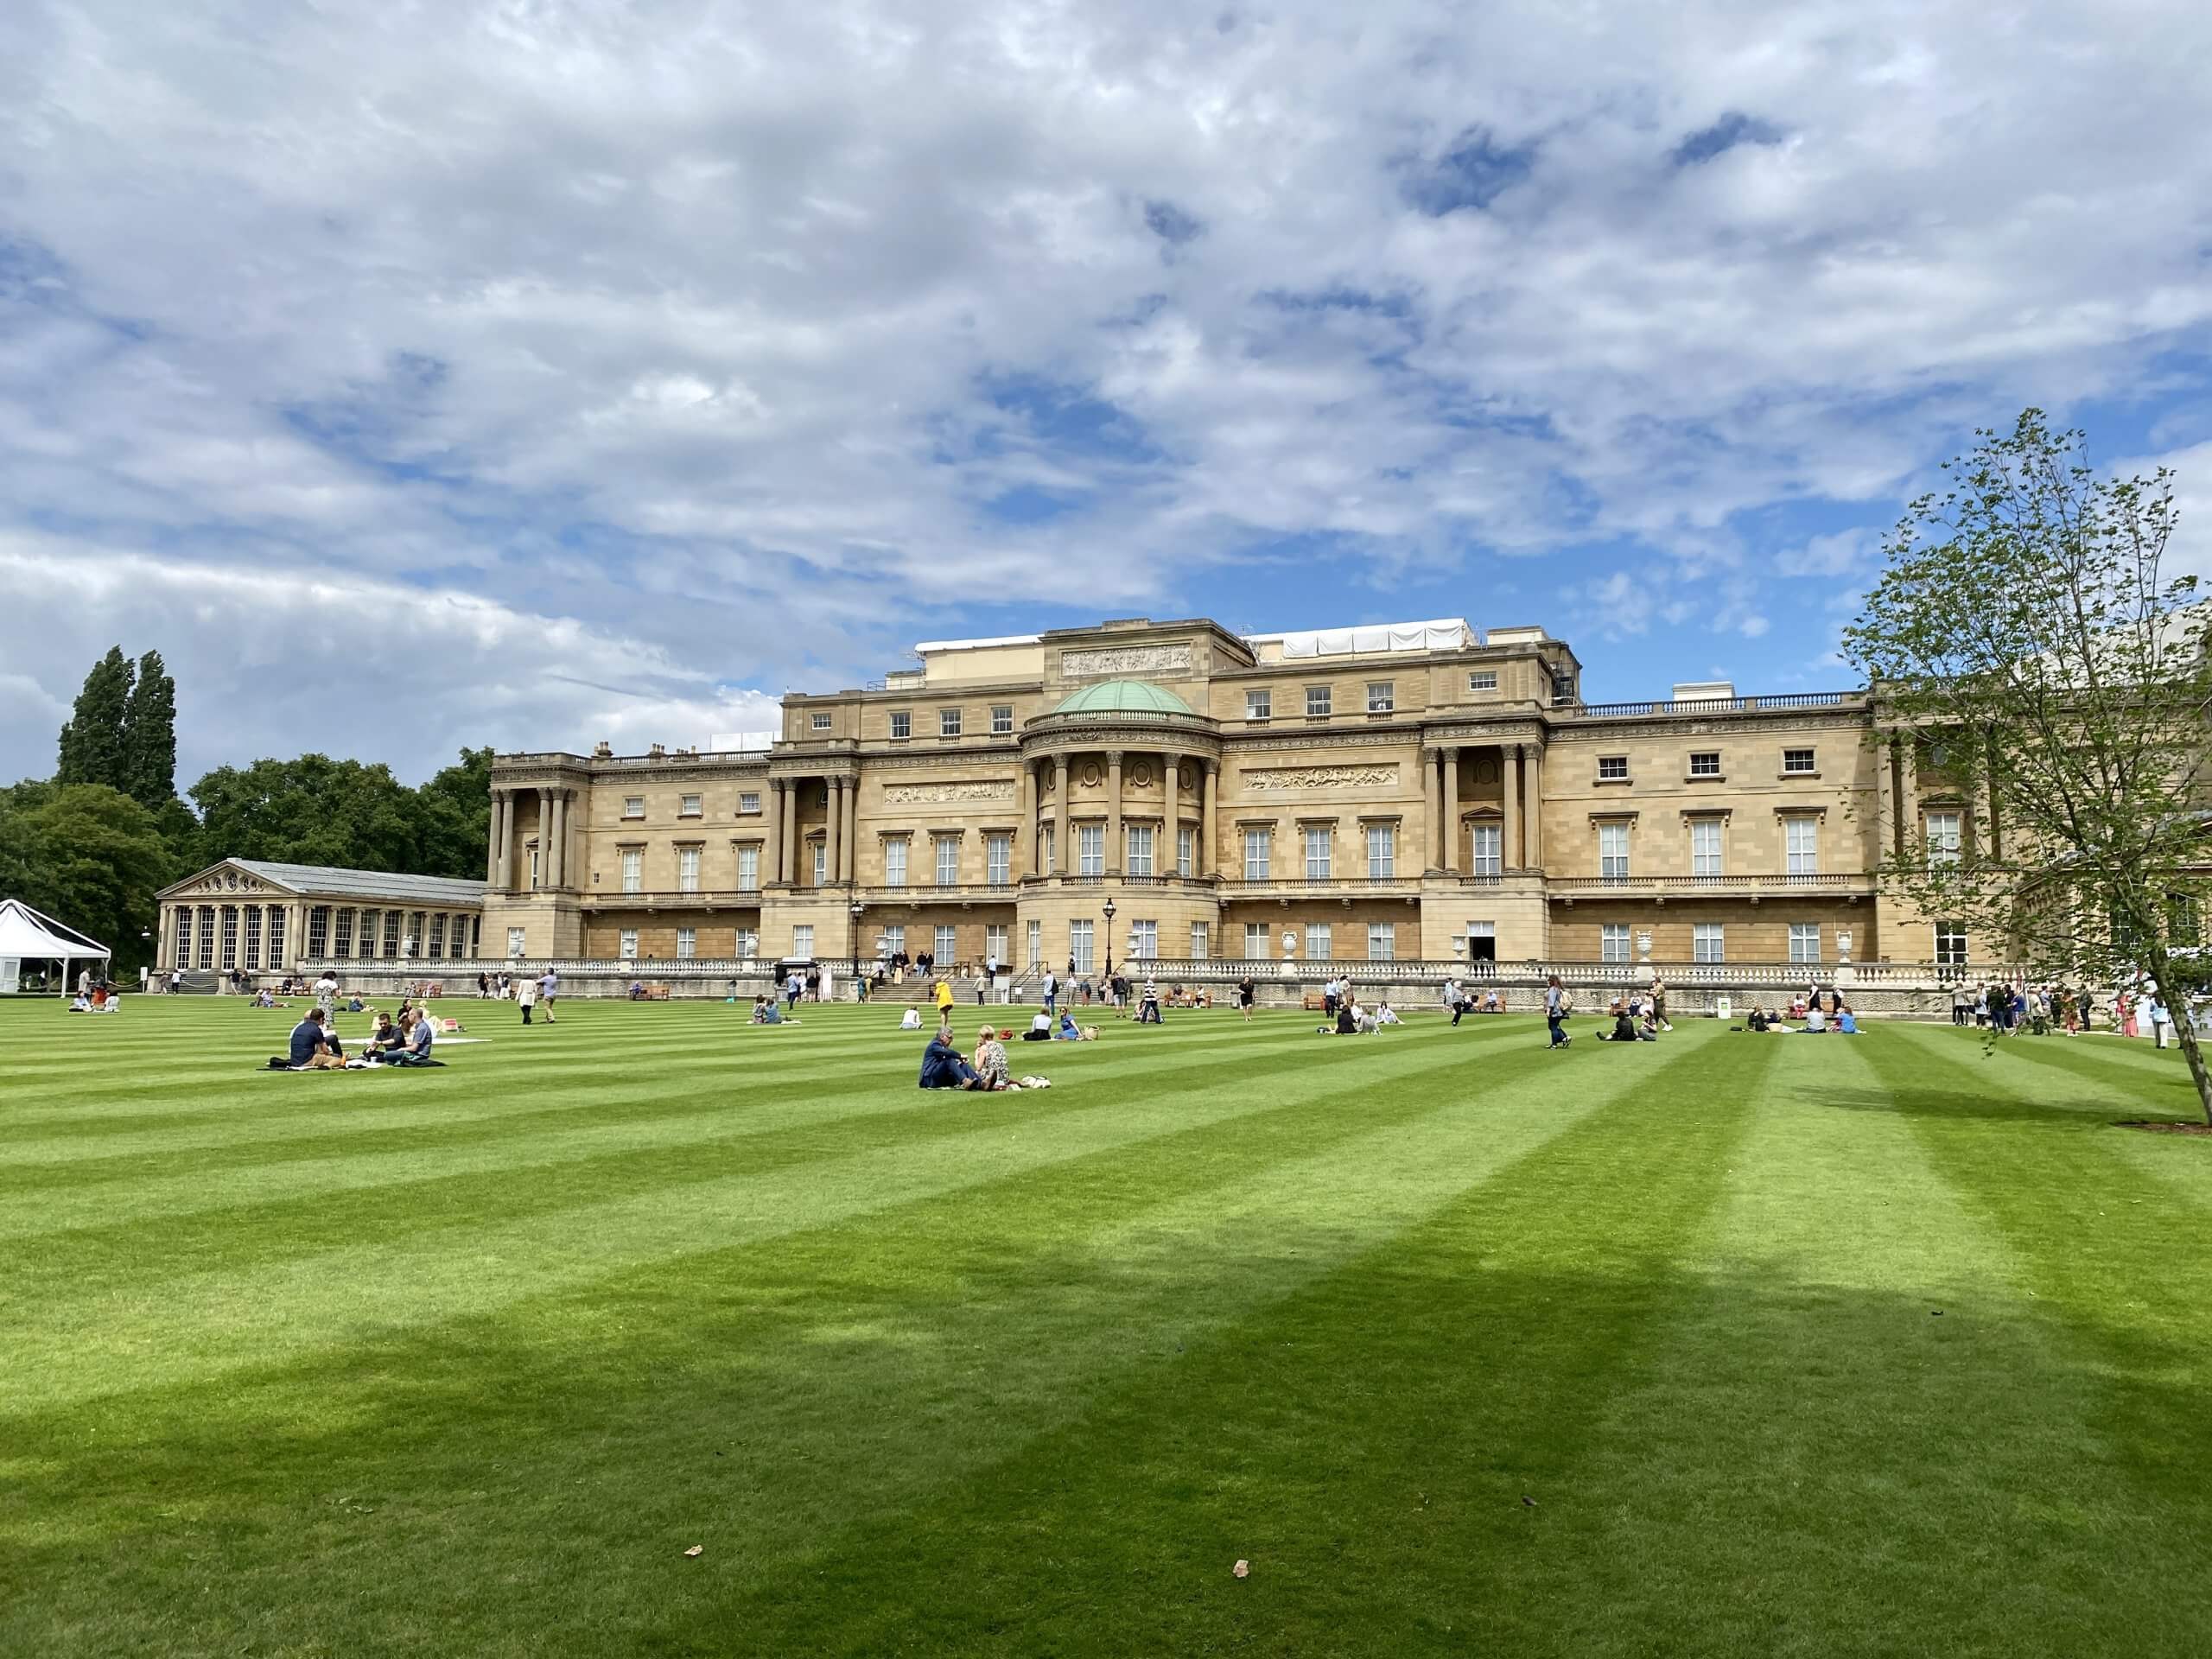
[0,899,110,962]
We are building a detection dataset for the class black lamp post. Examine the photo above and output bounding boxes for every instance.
[849,900,864,982]
[1102,896,1117,981]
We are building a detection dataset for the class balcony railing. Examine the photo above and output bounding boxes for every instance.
[850,882,1019,902]
[578,888,764,908]
[1554,690,1861,719]
[1215,876,1422,899]
[1547,873,1876,896]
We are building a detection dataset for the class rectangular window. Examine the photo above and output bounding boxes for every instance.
[1366,823,1396,879]
[1178,825,1195,877]
[172,908,193,969]
[354,910,376,959]
[935,836,960,887]
[624,796,645,819]
[307,906,329,957]
[880,925,904,960]
[1601,923,1630,963]
[811,712,832,731]
[1078,823,1104,876]
[508,926,527,958]
[935,925,957,963]
[677,927,696,959]
[1786,817,1819,877]
[738,844,760,890]
[1027,919,1042,966]
[1689,752,1721,777]
[243,906,262,969]
[1926,811,1961,867]
[740,791,760,814]
[1306,686,1332,717]
[940,709,963,737]
[680,794,702,817]
[2170,893,2202,948]
[792,924,814,958]
[1469,671,1498,692]
[383,912,402,958]
[986,924,1008,963]
[1788,923,1821,964]
[528,845,540,891]
[1040,823,1056,877]
[991,704,1014,735]
[986,834,1011,886]
[1598,756,1629,781]
[219,906,239,971]
[884,837,907,887]
[1128,919,1158,959]
[1694,923,1726,963]
[1305,922,1332,961]
[429,914,446,957]
[736,927,760,959]
[1783,747,1816,775]
[890,711,912,740]
[1246,689,1272,721]
[678,846,701,893]
[620,929,639,960]
[1599,823,1630,881]
[621,849,643,893]
[1243,828,1272,880]
[1935,922,1967,969]
[1070,919,1096,974]
[1127,823,1154,877]
[1304,826,1332,880]
[1366,681,1395,714]
[270,907,289,964]
[1244,922,1268,960]
[1472,823,1503,877]
[1690,819,1724,879]
[408,912,426,957]
[1366,923,1395,962]
[333,908,354,958]
[1190,921,1209,959]
[195,906,215,969]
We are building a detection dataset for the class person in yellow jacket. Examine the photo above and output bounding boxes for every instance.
[934,977,954,1027]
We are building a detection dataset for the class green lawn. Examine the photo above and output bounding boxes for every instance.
[3,997,2210,1656]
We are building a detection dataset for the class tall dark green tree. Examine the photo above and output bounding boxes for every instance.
[119,649,178,809]
[0,781,171,976]
[54,647,135,791]
[414,747,494,878]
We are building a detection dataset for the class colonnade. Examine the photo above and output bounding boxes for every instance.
[1422,741,1545,874]
[488,785,578,893]
[1020,749,1219,878]
[760,772,858,887]
[158,900,482,971]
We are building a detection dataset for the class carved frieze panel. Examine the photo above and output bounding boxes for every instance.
[1243,764,1400,792]
[880,780,1017,807]
[1060,644,1192,677]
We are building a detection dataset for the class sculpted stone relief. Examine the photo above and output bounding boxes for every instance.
[880,780,1017,807]
[1242,764,1399,792]
[1059,644,1192,677]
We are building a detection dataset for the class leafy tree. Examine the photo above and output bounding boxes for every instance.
[0,782,171,975]
[188,755,426,873]
[54,647,135,792]
[414,747,494,879]
[119,649,178,809]
[1842,409,2212,1125]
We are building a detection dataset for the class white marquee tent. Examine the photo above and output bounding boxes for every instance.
[0,899,111,995]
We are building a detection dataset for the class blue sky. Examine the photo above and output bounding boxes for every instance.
[3,0,2211,784]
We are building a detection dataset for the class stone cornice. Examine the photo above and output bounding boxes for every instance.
[1545,709,1872,741]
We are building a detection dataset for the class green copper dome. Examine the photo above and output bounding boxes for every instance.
[1051,678,1194,716]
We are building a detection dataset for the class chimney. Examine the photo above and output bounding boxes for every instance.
[648,742,667,759]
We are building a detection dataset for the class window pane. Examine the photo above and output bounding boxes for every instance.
[1691,819,1722,877]
[1178,826,1194,877]
[1070,919,1095,973]
[679,848,701,892]
[1127,824,1154,876]
[1244,922,1268,960]
[1367,682,1394,713]
[1304,827,1331,880]
[1079,824,1103,876]
[890,712,911,739]
[1472,823,1502,877]
[1246,690,1271,720]
[936,838,959,884]
[1367,923,1395,961]
[1599,823,1630,880]
[987,835,1010,885]
[991,705,1013,734]
[1367,823,1395,879]
[936,925,957,962]
[884,839,906,886]
[940,709,962,736]
[1190,922,1208,958]
[1306,686,1331,716]
[1243,830,1270,880]
[676,928,696,959]
[1306,922,1331,960]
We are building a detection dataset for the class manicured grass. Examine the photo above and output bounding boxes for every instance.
[3,998,2210,1656]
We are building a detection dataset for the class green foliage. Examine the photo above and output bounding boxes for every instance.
[54,646,134,792]
[1842,408,2212,1121]
[0,781,173,971]
[119,650,179,809]
[184,750,492,879]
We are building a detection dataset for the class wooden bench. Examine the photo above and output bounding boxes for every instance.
[1302,994,1328,1012]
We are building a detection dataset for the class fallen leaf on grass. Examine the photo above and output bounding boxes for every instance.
[683,1545,704,1558]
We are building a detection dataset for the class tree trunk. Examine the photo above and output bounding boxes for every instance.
[2143,948,2212,1127]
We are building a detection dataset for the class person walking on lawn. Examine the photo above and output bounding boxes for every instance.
[1545,976,1572,1048]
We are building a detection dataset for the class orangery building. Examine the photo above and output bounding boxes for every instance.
[477,616,1976,979]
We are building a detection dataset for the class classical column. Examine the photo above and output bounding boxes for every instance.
[1502,744,1522,870]
[842,777,858,882]
[1106,751,1123,875]
[1054,753,1071,875]
[1875,733,1897,868]
[826,778,844,888]
[779,779,798,887]
[1442,746,1460,874]
[1424,748,1442,870]
[1161,752,1179,875]
[1018,760,1036,878]
[764,779,785,884]
[1898,739,1920,857]
[499,791,517,892]
[1202,760,1218,878]
[546,791,564,889]
[532,787,549,889]
[1525,744,1544,868]
[486,788,503,881]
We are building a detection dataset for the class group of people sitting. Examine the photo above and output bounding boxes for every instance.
[271,1003,442,1070]
[918,1023,1054,1090]
[747,994,795,1025]
[1597,997,1667,1042]
[1315,996,1401,1035]
[1743,992,1858,1033]
[1442,981,1505,1023]
[67,984,121,1013]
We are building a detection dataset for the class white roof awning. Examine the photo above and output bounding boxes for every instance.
[0,899,110,960]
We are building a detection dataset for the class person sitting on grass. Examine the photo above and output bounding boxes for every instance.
[899,1007,923,1030]
[918,1028,982,1090]
[1376,1001,1402,1027]
[365,1012,406,1059]
[1024,1011,1052,1041]
[382,1007,441,1066]
[283,1007,346,1070]
[971,1025,1017,1090]
[1836,1005,1860,1033]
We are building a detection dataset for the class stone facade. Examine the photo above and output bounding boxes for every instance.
[155,859,486,979]
[477,616,1981,976]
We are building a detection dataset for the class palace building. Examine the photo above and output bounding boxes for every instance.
[479,615,1966,977]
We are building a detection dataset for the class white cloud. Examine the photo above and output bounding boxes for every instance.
[2,0,2209,774]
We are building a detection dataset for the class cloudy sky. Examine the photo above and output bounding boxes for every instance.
[4,1,2211,787]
